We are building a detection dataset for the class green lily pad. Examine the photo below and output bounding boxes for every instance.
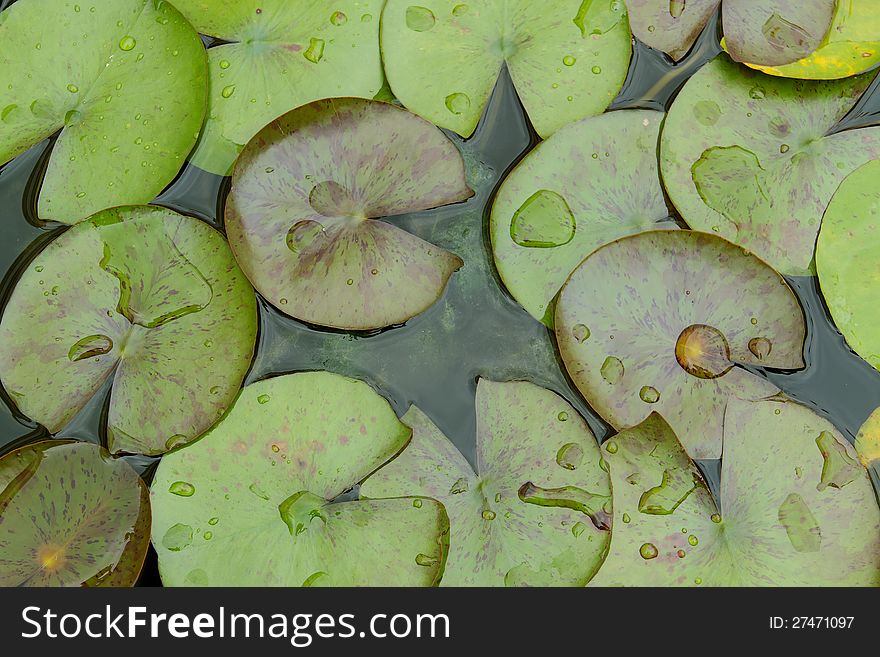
[555,230,805,459]
[167,0,385,175]
[380,0,633,138]
[855,407,880,467]
[0,440,150,587]
[661,55,880,275]
[590,398,880,586]
[490,109,672,326]
[0,0,207,223]
[226,98,472,331]
[739,0,880,79]
[361,379,610,586]
[151,372,449,587]
[0,206,257,455]
[816,160,880,372]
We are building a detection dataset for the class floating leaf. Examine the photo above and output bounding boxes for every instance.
[661,55,880,275]
[490,109,671,326]
[590,399,880,586]
[0,206,257,455]
[0,440,150,586]
[855,407,880,467]
[0,0,206,223]
[816,160,880,372]
[555,230,805,459]
[739,0,880,79]
[168,0,385,175]
[380,0,632,138]
[226,98,472,331]
[626,0,719,61]
[361,379,610,586]
[151,372,449,586]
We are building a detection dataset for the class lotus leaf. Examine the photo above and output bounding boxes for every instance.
[661,55,880,275]
[225,98,472,331]
[555,230,805,459]
[590,398,880,586]
[855,407,880,467]
[816,160,880,372]
[0,440,150,586]
[0,0,206,222]
[490,109,672,326]
[0,206,257,455]
[166,0,385,175]
[380,0,632,138]
[151,372,449,587]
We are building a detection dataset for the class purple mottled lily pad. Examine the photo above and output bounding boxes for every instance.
[490,109,673,326]
[0,206,257,455]
[627,0,719,61]
[226,98,472,331]
[661,55,880,275]
[361,379,610,586]
[555,230,805,459]
[0,0,206,223]
[151,372,449,587]
[0,440,150,587]
[380,0,632,138]
[168,0,386,175]
[590,398,880,586]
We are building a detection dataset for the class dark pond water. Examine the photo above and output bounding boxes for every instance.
[0,10,878,585]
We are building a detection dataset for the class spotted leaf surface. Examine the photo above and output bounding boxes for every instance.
[0,0,206,223]
[855,407,880,467]
[625,0,719,61]
[591,399,880,586]
[556,230,805,459]
[490,109,672,326]
[380,0,632,138]
[361,379,610,586]
[168,0,385,175]
[151,372,449,587]
[226,98,471,331]
[0,440,150,587]
[661,55,880,275]
[0,206,257,455]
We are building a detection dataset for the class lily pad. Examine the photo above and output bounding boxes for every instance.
[739,0,880,79]
[490,109,672,326]
[361,379,610,586]
[661,55,880,275]
[226,98,472,331]
[150,372,449,587]
[0,206,257,455]
[816,160,880,371]
[589,398,880,586]
[0,0,207,223]
[555,230,805,459]
[0,440,150,587]
[380,0,633,138]
[167,0,385,175]
[855,407,880,467]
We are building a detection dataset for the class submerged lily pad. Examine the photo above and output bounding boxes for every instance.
[661,55,880,275]
[855,407,880,467]
[739,0,880,79]
[490,109,672,326]
[0,440,150,586]
[555,230,805,459]
[226,98,472,331]
[151,372,449,587]
[0,206,257,455]
[361,379,610,586]
[167,0,385,175]
[590,398,880,586]
[380,0,632,138]
[0,0,206,223]
[816,160,880,371]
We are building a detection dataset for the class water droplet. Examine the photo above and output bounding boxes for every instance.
[556,442,584,470]
[571,521,587,538]
[303,37,325,63]
[639,386,660,404]
[604,440,618,454]
[600,356,624,384]
[518,482,611,531]
[780,143,790,154]
[415,553,438,567]
[165,434,187,450]
[557,411,569,422]
[221,84,236,98]
[361,13,373,22]
[449,477,469,494]
[203,531,213,540]
[66,83,79,93]
[762,12,812,57]
[710,513,722,523]
[563,55,576,66]
[748,336,772,360]
[452,3,469,16]
[1,104,18,123]
[271,444,280,453]
[219,59,230,69]
[688,534,699,546]
[750,317,758,325]
[591,65,601,74]
[444,92,471,115]
[693,100,722,127]
[346,278,354,286]
[169,481,195,497]
[482,509,496,520]
[677,549,686,558]
[669,0,686,18]
[622,512,631,523]
[208,517,219,526]
[816,430,861,491]
[675,324,733,379]
[749,85,765,100]
[68,334,113,362]
[257,394,270,404]
[510,189,576,248]
[572,323,591,342]
[249,483,270,501]
[647,24,655,32]
[136,53,144,62]
[639,542,659,559]
[330,10,347,25]
[209,385,221,395]
[119,35,136,51]
[412,499,423,508]
[777,492,821,553]
[406,5,436,31]
[162,523,193,551]
[286,220,325,254]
